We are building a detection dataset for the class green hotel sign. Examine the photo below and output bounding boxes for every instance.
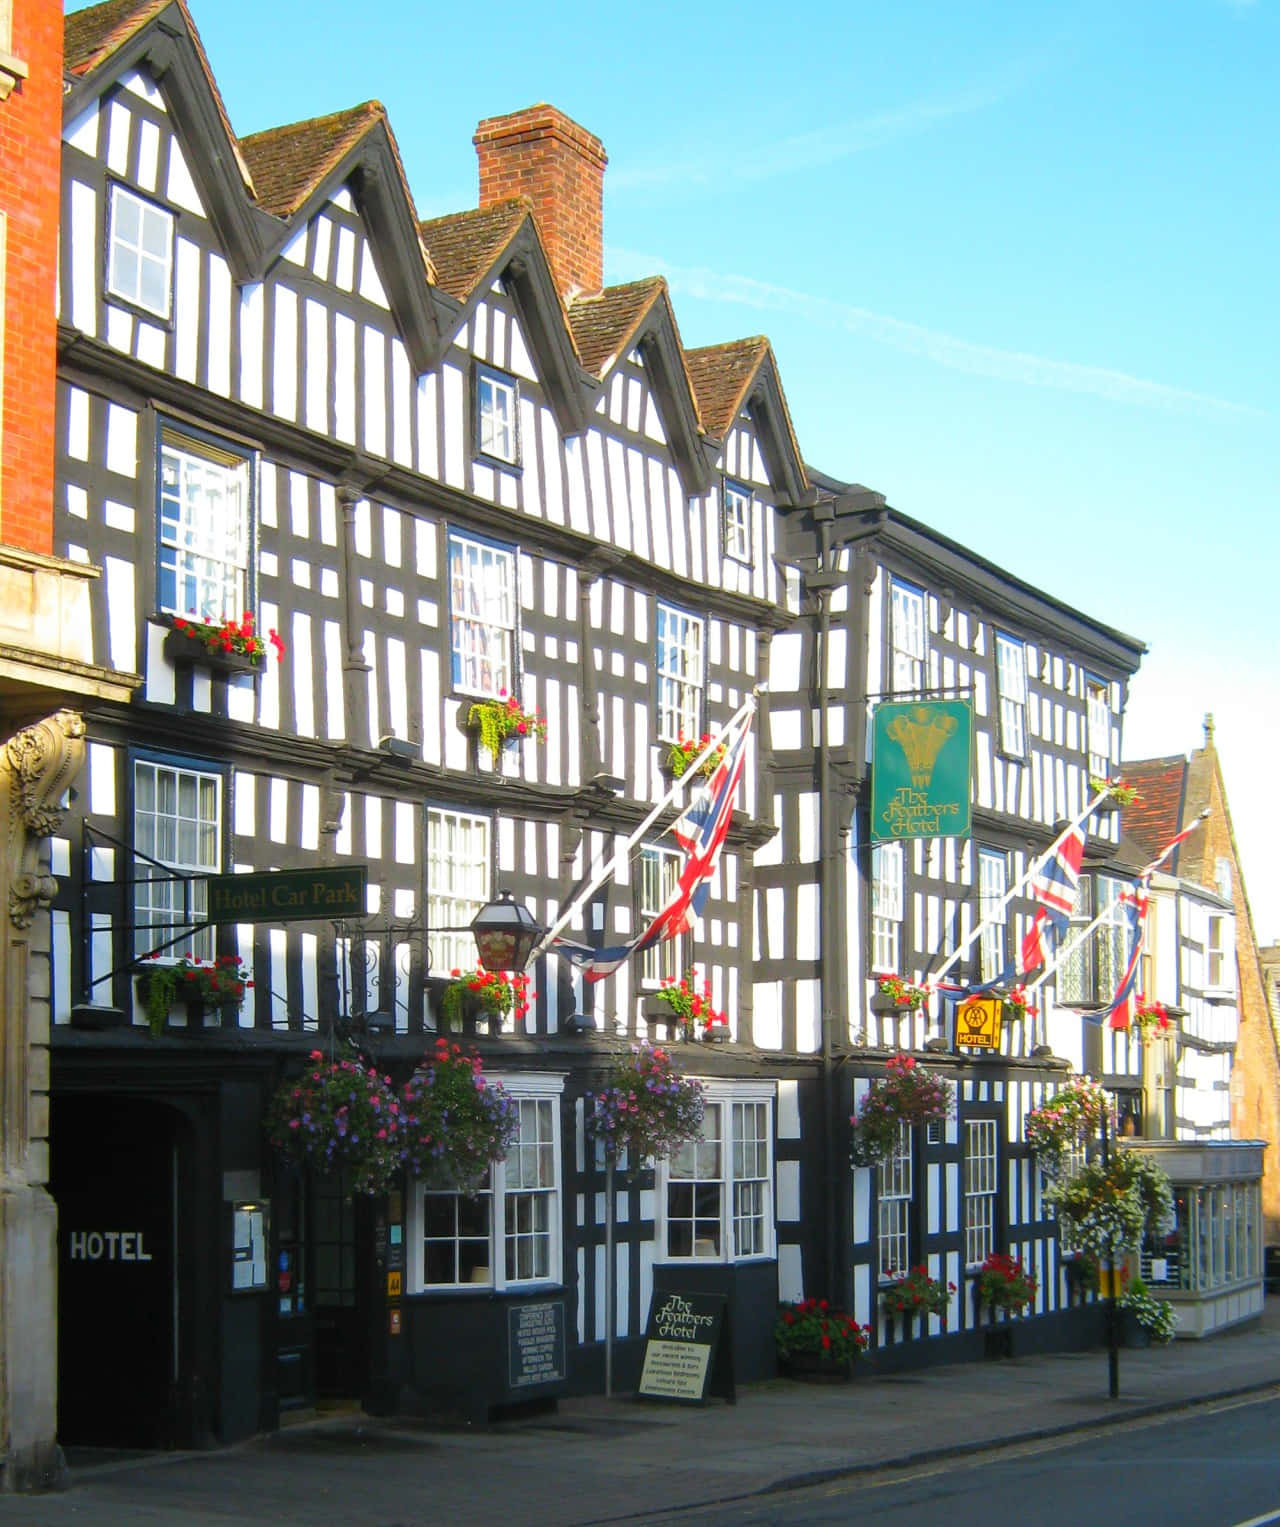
[205,866,368,924]
[871,701,972,842]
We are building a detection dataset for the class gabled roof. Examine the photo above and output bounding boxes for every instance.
[1119,756,1189,867]
[684,337,769,439]
[66,0,254,199]
[419,199,533,305]
[568,278,666,378]
[241,103,383,218]
[570,279,711,494]
[66,0,166,75]
[685,337,810,506]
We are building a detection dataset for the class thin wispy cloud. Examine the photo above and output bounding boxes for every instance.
[612,251,1262,417]
[610,62,1040,193]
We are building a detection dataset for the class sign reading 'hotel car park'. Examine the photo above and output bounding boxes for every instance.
[871,700,973,842]
[204,866,368,924]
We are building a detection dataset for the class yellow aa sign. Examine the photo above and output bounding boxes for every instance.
[956,997,1003,1050]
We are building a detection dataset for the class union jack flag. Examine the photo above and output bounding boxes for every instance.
[1103,884,1149,1030]
[558,716,751,982]
[1018,823,1086,974]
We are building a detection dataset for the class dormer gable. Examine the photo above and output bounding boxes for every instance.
[685,338,810,508]
[420,199,589,436]
[241,104,443,372]
[569,279,711,496]
[64,1,444,372]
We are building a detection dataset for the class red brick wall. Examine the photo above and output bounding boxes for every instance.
[0,0,62,555]
[474,105,607,301]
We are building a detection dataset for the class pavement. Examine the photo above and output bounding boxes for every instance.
[5,1299,1280,1526]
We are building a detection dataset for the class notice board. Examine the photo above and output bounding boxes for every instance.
[637,1289,727,1404]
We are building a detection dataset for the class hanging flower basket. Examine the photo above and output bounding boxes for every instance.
[265,1050,401,1195]
[467,692,547,765]
[850,1053,954,1166]
[136,955,250,1036]
[398,1038,519,1193]
[975,1252,1037,1314]
[1044,1150,1174,1259]
[586,1044,705,1170]
[438,966,532,1031]
[869,974,929,1015]
[1024,1074,1110,1176]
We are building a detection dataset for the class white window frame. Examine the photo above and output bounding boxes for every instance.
[871,841,904,973]
[448,531,516,698]
[889,579,926,695]
[158,427,252,624]
[660,1082,775,1264]
[133,757,222,962]
[978,849,1007,983]
[475,365,519,466]
[723,480,752,563]
[656,602,705,744]
[107,185,174,319]
[877,1122,913,1279]
[639,844,683,986]
[994,633,1027,759]
[963,1118,998,1267]
[1085,676,1111,778]
[407,1073,564,1292]
[426,806,490,978]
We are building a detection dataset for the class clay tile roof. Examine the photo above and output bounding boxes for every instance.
[1119,756,1188,863]
[567,278,667,377]
[419,199,532,304]
[240,103,385,218]
[66,0,255,196]
[684,337,770,439]
[65,0,167,76]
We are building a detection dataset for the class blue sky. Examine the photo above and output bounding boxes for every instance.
[103,0,1278,941]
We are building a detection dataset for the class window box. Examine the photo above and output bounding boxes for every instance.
[135,971,234,1034]
[163,625,262,678]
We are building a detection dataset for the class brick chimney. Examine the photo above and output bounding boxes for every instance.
[473,104,607,301]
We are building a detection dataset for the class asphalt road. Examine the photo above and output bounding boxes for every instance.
[640,1392,1280,1527]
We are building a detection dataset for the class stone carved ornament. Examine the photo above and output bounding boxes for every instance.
[4,710,85,929]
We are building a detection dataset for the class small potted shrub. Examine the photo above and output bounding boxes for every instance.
[775,1298,872,1380]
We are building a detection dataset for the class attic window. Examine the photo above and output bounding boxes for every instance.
[475,365,519,466]
[106,185,174,320]
[723,480,752,563]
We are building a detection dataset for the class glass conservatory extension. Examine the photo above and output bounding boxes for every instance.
[1129,1140,1265,1338]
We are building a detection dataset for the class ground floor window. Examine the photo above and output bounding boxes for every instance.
[964,1118,998,1267]
[877,1122,913,1278]
[408,1074,563,1291]
[662,1082,775,1262]
[1141,1179,1260,1292]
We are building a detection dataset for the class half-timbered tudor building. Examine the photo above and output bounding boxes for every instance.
[50,0,1251,1454]
[52,0,815,1446]
[765,488,1151,1360]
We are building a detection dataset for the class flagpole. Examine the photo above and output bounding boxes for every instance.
[527,695,757,964]
[931,786,1113,985]
[1026,813,1208,995]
